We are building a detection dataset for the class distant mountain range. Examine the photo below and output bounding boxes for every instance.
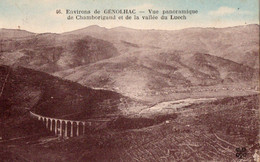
[63,24,259,69]
[0,25,258,162]
[0,24,259,100]
[0,28,34,39]
[0,32,119,73]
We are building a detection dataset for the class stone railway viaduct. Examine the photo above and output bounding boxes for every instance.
[30,111,109,138]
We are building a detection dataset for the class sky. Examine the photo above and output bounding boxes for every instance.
[0,0,259,33]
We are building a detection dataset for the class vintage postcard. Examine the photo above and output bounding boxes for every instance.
[0,0,259,161]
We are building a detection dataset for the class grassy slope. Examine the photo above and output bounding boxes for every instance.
[1,95,258,161]
[54,51,258,102]
[0,29,35,39]
[0,65,139,139]
[64,24,259,68]
[0,33,119,73]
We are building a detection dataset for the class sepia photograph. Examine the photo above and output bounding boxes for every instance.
[0,0,259,161]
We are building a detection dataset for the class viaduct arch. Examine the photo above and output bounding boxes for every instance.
[30,111,108,138]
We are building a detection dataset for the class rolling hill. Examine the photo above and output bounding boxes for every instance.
[2,94,258,161]
[0,25,259,162]
[0,28,35,39]
[54,51,258,100]
[0,25,259,101]
[0,65,140,127]
[0,33,119,73]
[64,24,259,69]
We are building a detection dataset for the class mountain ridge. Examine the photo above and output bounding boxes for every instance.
[0,24,258,101]
[0,65,139,120]
[61,24,259,68]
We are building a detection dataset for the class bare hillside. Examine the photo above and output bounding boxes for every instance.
[0,33,119,73]
[64,24,259,68]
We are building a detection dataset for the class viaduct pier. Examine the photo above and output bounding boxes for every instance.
[30,111,109,138]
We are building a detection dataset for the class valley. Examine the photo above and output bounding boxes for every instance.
[0,24,259,161]
[1,95,259,161]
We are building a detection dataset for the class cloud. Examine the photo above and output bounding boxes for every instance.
[238,10,252,15]
[209,6,252,16]
[209,7,236,16]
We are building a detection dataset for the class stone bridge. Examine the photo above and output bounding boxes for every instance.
[30,111,110,138]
